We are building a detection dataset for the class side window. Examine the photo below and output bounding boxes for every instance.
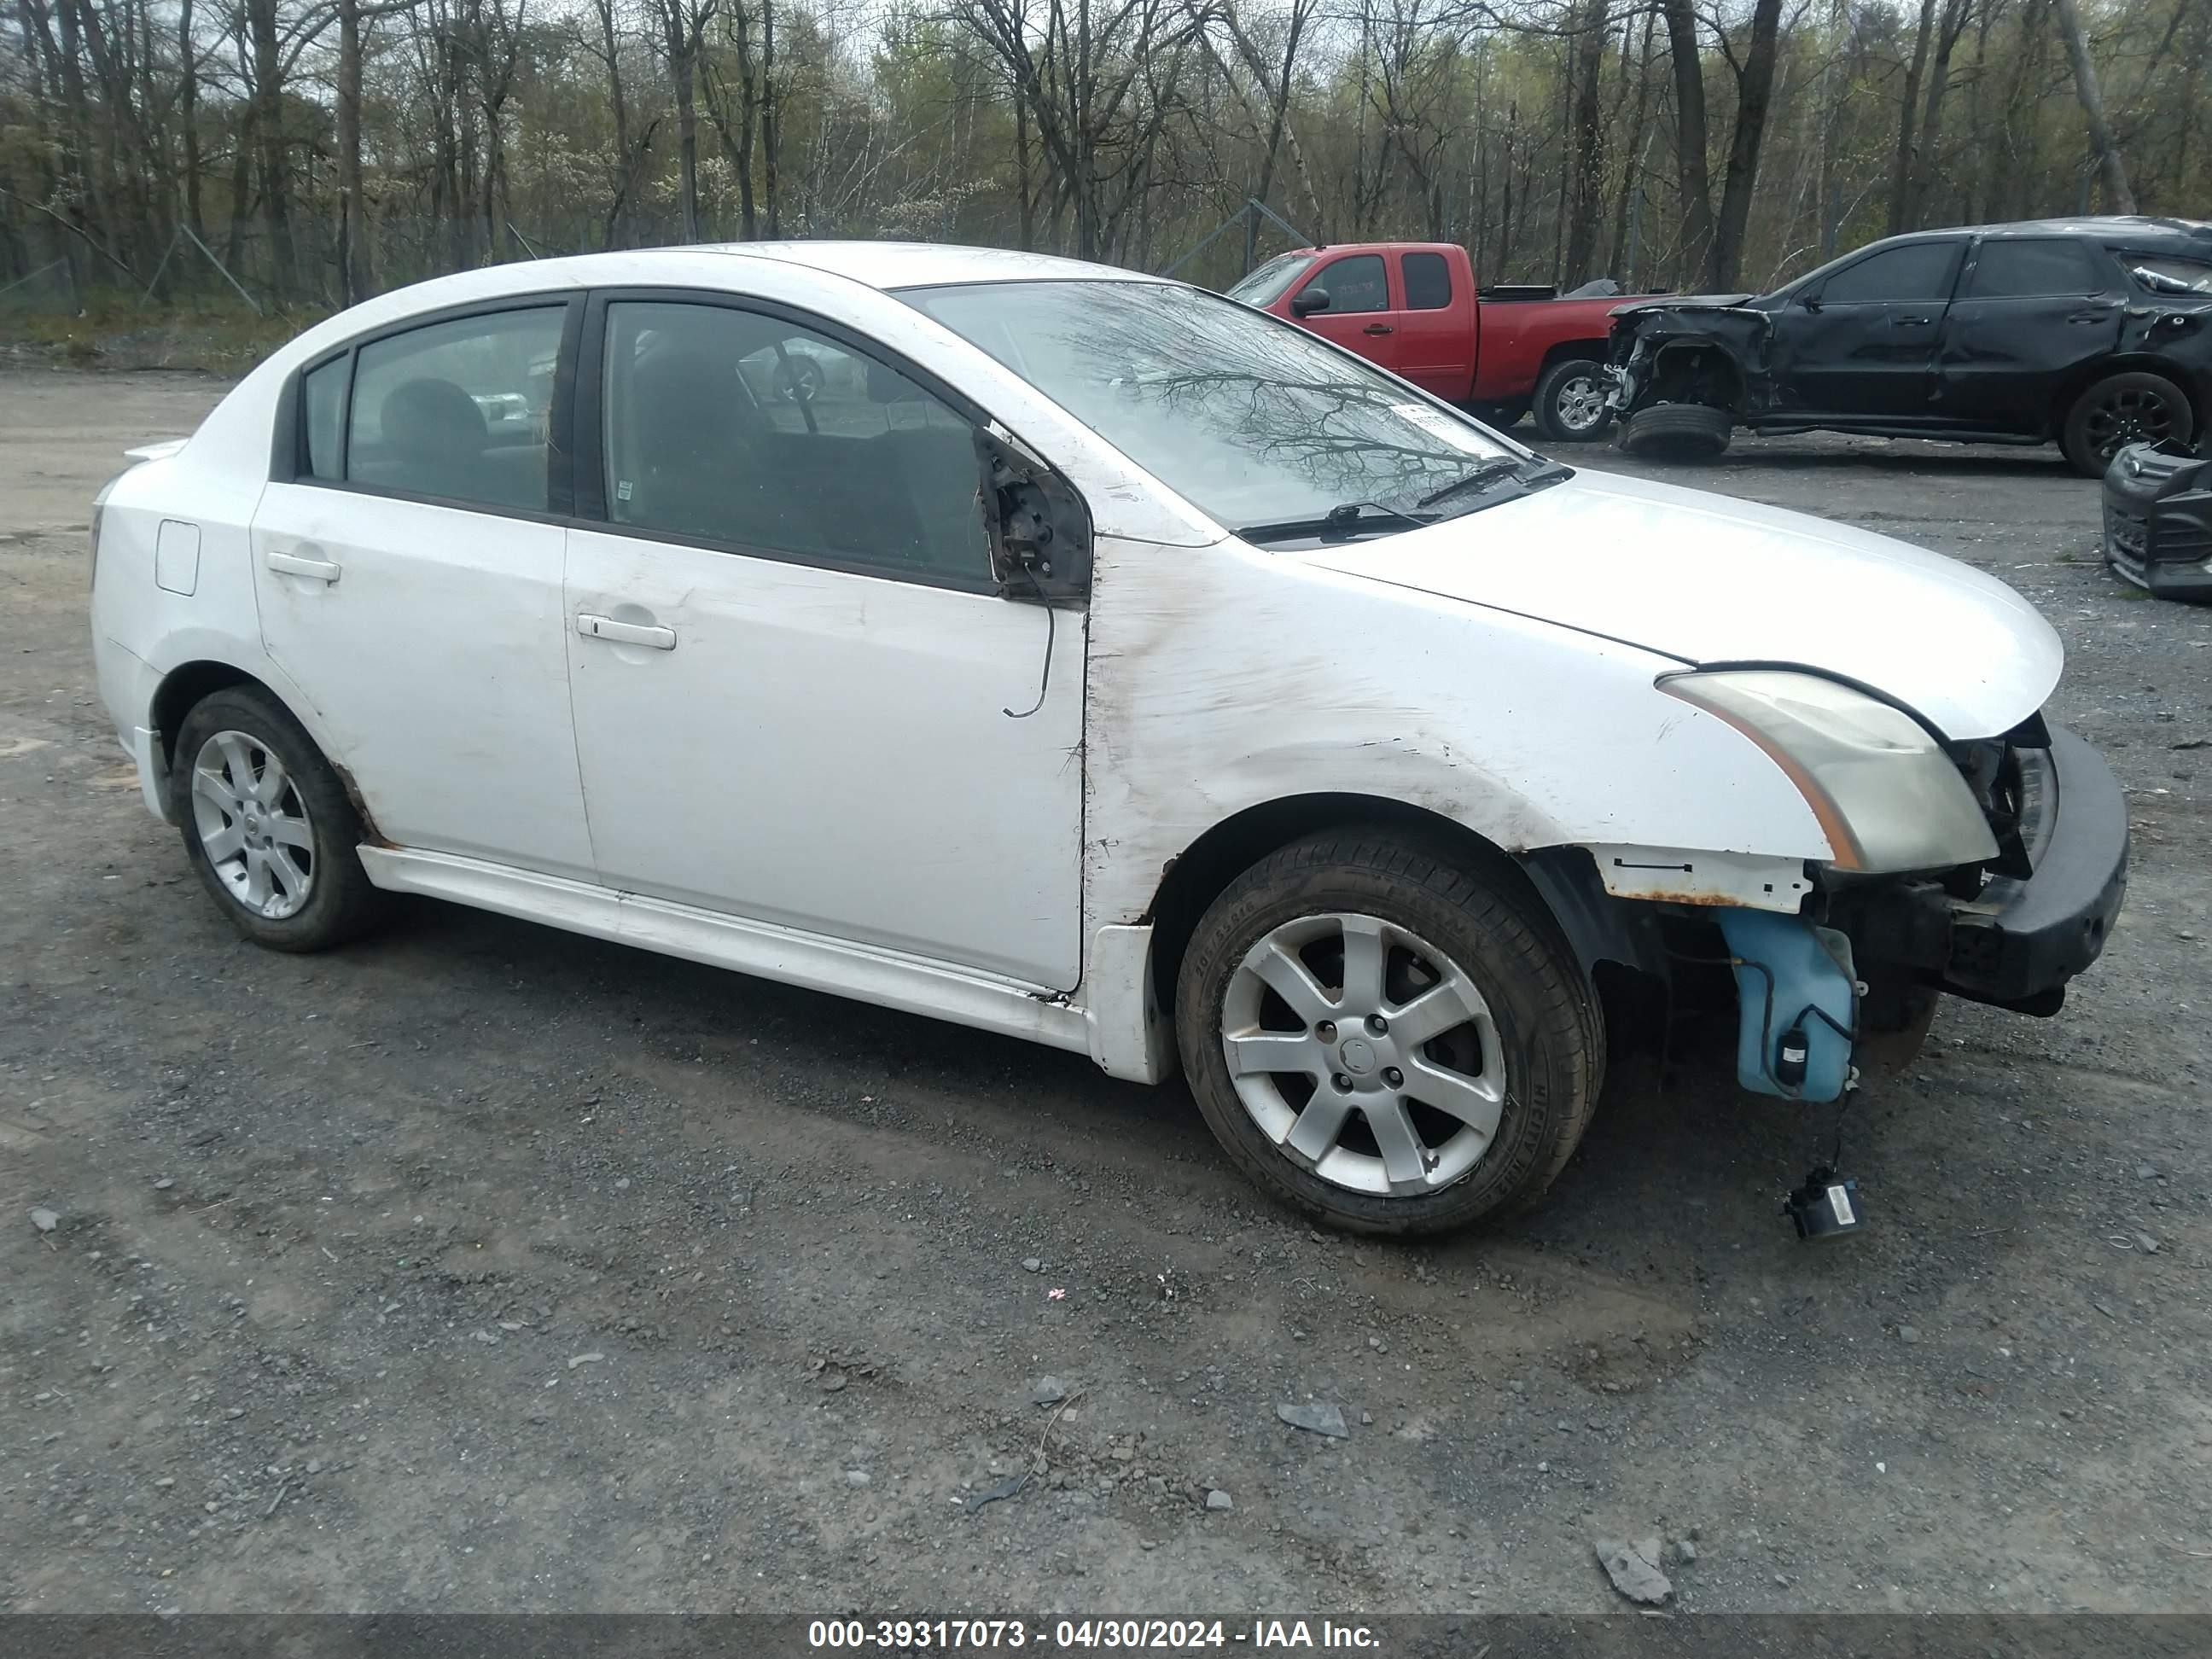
[1401,252,1452,311]
[1966,239,2104,298]
[601,300,989,584]
[302,357,346,480]
[2124,254,2212,296]
[1296,253,1388,315]
[346,307,565,510]
[1819,242,1961,304]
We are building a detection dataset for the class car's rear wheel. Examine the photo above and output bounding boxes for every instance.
[2062,372,2193,476]
[1619,401,1732,460]
[171,686,389,952]
[1532,358,1615,443]
[1175,830,1603,1237]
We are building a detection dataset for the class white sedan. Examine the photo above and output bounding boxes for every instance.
[89,242,2127,1236]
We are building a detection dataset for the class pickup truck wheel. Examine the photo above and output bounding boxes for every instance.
[2062,372,2193,476]
[170,686,390,952]
[1619,402,1732,461]
[1176,830,1603,1237]
[1532,358,1614,442]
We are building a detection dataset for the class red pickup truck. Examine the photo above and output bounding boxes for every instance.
[1226,241,1627,443]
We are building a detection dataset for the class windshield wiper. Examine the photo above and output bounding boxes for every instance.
[1415,457,1532,510]
[1235,501,1431,544]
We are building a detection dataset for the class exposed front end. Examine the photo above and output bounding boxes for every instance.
[2103,441,2212,601]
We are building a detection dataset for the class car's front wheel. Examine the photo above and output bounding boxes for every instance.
[1176,831,1603,1237]
[170,685,389,952]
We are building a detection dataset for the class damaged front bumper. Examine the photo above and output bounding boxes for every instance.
[2103,442,2212,601]
[1826,724,2127,1017]
[1711,723,2126,1102]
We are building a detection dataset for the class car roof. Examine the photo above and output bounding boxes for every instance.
[1881,216,2212,245]
[614,241,1155,291]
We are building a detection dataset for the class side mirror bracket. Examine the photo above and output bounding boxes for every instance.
[975,425,1092,602]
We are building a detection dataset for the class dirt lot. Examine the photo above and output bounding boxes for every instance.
[3,370,2209,1616]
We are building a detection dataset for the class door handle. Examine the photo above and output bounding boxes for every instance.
[1893,315,1934,327]
[575,613,677,650]
[1363,323,1395,336]
[265,549,341,583]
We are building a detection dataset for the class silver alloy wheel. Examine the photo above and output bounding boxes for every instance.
[189,729,316,920]
[1554,371,1609,433]
[1220,911,1505,1197]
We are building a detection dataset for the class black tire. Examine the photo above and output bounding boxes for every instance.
[1531,357,1615,443]
[1619,401,1732,460]
[2061,371,2194,477]
[169,685,390,952]
[1175,830,1604,1238]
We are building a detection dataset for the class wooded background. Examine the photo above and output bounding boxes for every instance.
[2,0,2205,320]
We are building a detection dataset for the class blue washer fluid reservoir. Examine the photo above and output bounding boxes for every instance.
[1712,908,1860,1103]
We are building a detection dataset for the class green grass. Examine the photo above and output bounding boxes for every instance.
[2,300,327,371]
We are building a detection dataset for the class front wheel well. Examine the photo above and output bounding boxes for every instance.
[1144,795,1550,1013]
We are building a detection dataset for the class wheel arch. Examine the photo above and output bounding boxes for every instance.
[151,658,388,843]
[1537,337,1610,375]
[1139,793,1663,1017]
[2049,354,2204,439]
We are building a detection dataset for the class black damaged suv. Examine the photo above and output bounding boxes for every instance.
[1606,217,2212,475]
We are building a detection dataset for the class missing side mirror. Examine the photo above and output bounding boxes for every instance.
[975,426,1092,602]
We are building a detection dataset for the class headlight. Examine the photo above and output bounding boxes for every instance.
[1659,670,1998,873]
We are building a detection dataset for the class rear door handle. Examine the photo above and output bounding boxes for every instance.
[1893,315,1934,327]
[575,613,677,650]
[1363,323,1395,336]
[265,549,341,583]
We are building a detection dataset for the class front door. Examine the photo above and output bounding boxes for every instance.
[1938,236,2123,433]
[249,300,597,879]
[1290,252,1404,375]
[1771,238,1964,420]
[560,295,1085,989]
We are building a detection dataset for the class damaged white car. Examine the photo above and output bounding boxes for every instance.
[90,244,2127,1236]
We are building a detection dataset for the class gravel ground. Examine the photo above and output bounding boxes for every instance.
[3,370,2209,1615]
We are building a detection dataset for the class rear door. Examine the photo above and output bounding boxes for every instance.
[1938,236,2123,433]
[248,298,597,880]
[1770,239,1964,419]
[1288,252,1405,373]
[1391,249,1466,397]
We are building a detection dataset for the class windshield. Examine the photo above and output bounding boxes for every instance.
[900,279,1515,532]
[1224,253,1316,308]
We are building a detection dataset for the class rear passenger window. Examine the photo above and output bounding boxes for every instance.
[1402,252,1452,311]
[601,301,988,584]
[346,307,564,510]
[302,357,346,480]
[1966,239,2104,298]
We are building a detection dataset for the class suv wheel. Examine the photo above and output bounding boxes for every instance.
[1532,358,1615,443]
[1175,830,1603,1237]
[171,685,390,952]
[2062,372,2193,476]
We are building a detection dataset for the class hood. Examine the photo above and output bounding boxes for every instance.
[1301,468,2063,739]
